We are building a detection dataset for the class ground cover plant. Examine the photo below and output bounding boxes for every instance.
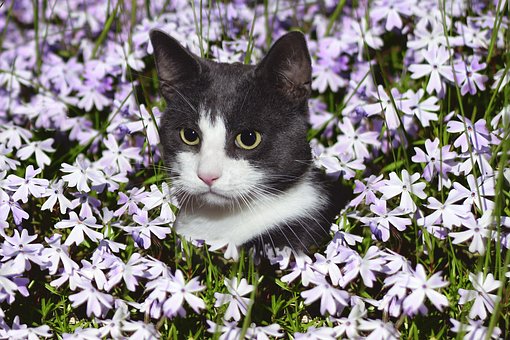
[0,0,509,338]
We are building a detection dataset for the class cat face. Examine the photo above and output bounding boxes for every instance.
[151,31,313,208]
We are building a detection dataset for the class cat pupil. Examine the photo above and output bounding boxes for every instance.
[184,128,198,142]
[240,131,256,146]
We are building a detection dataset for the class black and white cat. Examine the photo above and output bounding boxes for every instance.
[150,30,350,253]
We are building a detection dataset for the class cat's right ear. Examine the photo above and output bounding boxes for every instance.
[149,29,201,95]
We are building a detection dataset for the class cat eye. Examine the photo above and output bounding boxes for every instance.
[235,130,261,150]
[179,128,200,146]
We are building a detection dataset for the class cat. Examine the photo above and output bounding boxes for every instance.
[150,29,351,254]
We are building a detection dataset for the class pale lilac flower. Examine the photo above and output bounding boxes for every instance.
[0,196,29,225]
[7,165,48,203]
[400,89,440,127]
[124,104,160,145]
[301,273,350,315]
[342,246,386,288]
[358,319,400,340]
[41,235,78,275]
[62,327,103,339]
[449,211,496,255]
[411,138,457,186]
[3,316,52,339]
[214,277,254,321]
[312,252,343,286]
[370,0,412,31]
[0,124,32,149]
[281,253,315,286]
[98,166,129,193]
[312,62,347,93]
[319,152,365,180]
[79,259,108,290]
[0,145,20,171]
[0,260,25,297]
[332,301,366,338]
[122,320,159,339]
[54,211,104,246]
[417,192,471,230]
[491,65,510,92]
[123,210,172,249]
[1,229,45,271]
[114,187,148,217]
[106,252,147,292]
[335,117,380,159]
[206,320,242,340]
[450,318,502,339]
[362,200,412,242]
[450,174,495,211]
[351,17,384,55]
[97,302,129,339]
[294,326,337,340]
[245,323,283,339]
[363,86,401,130]
[349,174,384,207]
[409,44,454,95]
[41,180,73,214]
[453,57,488,96]
[378,170,427,212]
[163,269,205,316]
[99,134,142,173]
[68,281,114,317]
[70,192,101,219]
[446,116,491,152]
[16,138,55,169]
[141,182,177,222]
[402,264,449,315]
[61,156,104,193]
[458,272,501,320]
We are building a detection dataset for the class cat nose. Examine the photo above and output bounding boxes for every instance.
[198,173,220,186]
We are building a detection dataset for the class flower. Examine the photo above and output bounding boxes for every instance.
[342,246,386,288]
[446,116,491,153]
[334,117,380,160]
[214,277,254,321]
[301,273,350,315]
[6,165,48,203]
[408,44,454,95]
[417,191,471,230]
[458,272,501,320]
[453,56,488,96]
[68,281,114,317]
[450,318,502,339]
[122,209,172,249]
[411,138,457,186]
[163,269,205,316]
[41,180,73,214]
[105,252,147,292]
[378,170,427,212]
[54,211,104,246]
[402,264,449,315]
[449,210,498,255]
[361,200,412,242]
[61,156,104,193]
[1,229,45,271]
[16,138,55,169]
[363,85,402,130]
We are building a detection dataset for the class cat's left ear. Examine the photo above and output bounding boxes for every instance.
[255,31,312,99]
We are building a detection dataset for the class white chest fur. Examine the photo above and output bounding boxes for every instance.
[174,177,327,246]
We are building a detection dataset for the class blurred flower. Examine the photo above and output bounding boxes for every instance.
[450,318,501,339]
[458,272,501,320]
[214,277,254,321]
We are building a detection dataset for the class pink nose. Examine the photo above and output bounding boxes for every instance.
[198,174,220,186]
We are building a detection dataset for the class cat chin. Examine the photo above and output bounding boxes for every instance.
[198,191,233,206]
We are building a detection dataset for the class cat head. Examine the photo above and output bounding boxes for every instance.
[150,30,313,207]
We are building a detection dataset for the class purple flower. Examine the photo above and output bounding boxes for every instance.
[68,281,114,318]
[402,264,449,315]
[6,165,48,203]
[458,272,501,320]
[163,269,205,317]
[294,326,337,340]
[449,211,497,255]
[453,56,488,96]
[41,235,78,275]
[417,192,471,230]
[105,252,147,292]
[335,117,380,160]
[124,104,160,146]
[400,89,440,127]
[349,174,384,207]
[358,319,400,340]
[446,116,491,153]
[411,138,457,186]
[370,0,412,31]
[123,210,172,249]
[0,229,45,271]
[450,318,501,339]
[98,134,142,174]
[363,86,402,130]
[214,277,254,321]
[362,200,412,242]
[61,156,104,193]
[342,246,386,288]
[301,273,350,315]
[41,180,73,214]
[15,138,55,169]
[378,170,427,213]
[54,211,104,246]
[408,44,454,95]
